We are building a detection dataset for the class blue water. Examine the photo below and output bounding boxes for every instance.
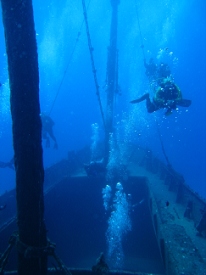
[0,0,205,199]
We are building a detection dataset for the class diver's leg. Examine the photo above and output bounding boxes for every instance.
[130,93,158,113]
[146,98,158,113]
[46,137,50,148]
[48,129,57,142]
[48,129,58,149]
[130,93,149,103]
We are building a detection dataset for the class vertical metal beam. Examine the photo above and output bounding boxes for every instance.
[0,0,47,274]
[105,0,120,164]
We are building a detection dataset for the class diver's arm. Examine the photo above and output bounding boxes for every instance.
[48,131,58,149]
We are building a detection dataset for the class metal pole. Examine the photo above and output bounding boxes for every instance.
[105,0,120,165]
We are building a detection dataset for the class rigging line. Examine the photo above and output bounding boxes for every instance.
[134,1,155,94]
[135,3,174,176]
[155,117,172,169]
[134,0,146,60]
[49,0,92,116]
[155,118,185,185]
[82,0,106,132]
[155,118,184,183]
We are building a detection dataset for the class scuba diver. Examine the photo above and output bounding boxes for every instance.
[144,58,171,85]
[84,159,106,177]
[157,62,171,84]
[144,58,157,82]
[130,78,191,116]
[40,113,58,149]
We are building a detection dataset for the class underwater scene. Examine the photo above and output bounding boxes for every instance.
[0,0,206,274]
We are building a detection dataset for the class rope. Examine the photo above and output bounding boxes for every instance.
[134,0,157,93]
[49,1,92,116]
[155,118,172,169]
[155,123,185,183]
[0,234,16,274]
[102,49,109,91]
[82,0,106,132]
[0,232,72,275]
[51,250,72,275]
[134,1,159,96]
[134,0,146,60]
[134,1,179,182]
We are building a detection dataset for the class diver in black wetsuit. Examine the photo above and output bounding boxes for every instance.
[144,58,157,83]
[84,159,106,177]
[131,78,191,116]
[157,62,171,84]
[144,58,171,85]
[40,113,58,149]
